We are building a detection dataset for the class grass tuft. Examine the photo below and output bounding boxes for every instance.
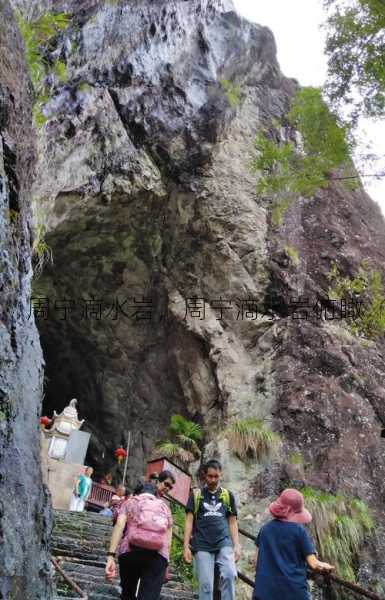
[302,486,374,586]
[226,418,280,462]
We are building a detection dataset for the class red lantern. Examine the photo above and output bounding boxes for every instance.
[40,416,51,430]
[114,447,127,465]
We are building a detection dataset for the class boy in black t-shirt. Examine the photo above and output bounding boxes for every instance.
[183,460,240,600]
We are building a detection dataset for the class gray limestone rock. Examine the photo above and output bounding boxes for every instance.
[0,1,52,598]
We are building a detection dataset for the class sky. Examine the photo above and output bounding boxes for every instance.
[233,0,385,214]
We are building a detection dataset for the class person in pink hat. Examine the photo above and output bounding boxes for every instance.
[252,489,334,600]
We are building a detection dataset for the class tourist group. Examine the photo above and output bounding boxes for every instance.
[70,460,334,600]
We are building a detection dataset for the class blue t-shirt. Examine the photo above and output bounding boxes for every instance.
[185,487,237,553]
[253,520,315,600]
[77,475,92,499]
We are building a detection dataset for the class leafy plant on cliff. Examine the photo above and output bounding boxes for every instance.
[302,487,374,585]
[225,418,280,463]
[252,87,354,204]
[32,209,53,276]
[323,0,385,121]
[288,451,304,466]
[220,78,241,108]
[152,415,203,471]
[16,11,69,126]
[327,261,385,339]
[284,245,300,266]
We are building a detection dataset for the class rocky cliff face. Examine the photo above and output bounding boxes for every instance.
[11,0,385,593]
[0,1,52,598]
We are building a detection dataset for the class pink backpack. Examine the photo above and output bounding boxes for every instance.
[126,494,170,551]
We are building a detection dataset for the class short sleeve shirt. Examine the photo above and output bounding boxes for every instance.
[186,487,237,553]
[118,496,173,561]
[78,475,92,499]
[253,520,315,600]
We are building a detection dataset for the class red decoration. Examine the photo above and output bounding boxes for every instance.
[114,446,127,465]
[40,416,51,430]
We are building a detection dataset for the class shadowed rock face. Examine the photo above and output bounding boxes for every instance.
[0,1,52,598]
[13,0,385,589]
[26,0,294,483]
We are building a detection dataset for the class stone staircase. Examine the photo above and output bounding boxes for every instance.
[52,509,197,600]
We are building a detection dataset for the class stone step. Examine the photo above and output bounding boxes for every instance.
[58,560,183,583]
[59,571,191,593]
[52,537,108,550]
[54,575,194,596]
[52,510,196,600]
[57,579,120,597]
[53,526,112,536]
[52,549,107,562]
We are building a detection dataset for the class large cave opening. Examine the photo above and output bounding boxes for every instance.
[36,294,204,491]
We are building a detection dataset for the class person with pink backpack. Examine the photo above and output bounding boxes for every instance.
[105,470,176,600]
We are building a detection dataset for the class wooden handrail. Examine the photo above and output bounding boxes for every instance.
[325,572,384,600]
[51,557,88,599]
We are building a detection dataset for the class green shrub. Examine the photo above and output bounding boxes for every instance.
[251,87,354,199]
[226,418,280,462]
[327,262,385,339]
[220,78,241,108]
[32,219,53,276]
[302,487,374,585]
[16,12,69,127]
[271,197,293,226]
[52,59,67,82]
[284,245,300,266]
[288,452,304,466]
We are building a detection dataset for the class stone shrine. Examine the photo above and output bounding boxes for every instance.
[46,399,85,460]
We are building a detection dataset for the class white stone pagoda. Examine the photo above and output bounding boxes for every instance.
[46,398,85,460]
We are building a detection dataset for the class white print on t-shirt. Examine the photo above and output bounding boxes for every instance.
[203,502,223,517]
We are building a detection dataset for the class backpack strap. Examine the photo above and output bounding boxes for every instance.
[219,488,232,513]
[193,488,202,516]
[193,487,232,515]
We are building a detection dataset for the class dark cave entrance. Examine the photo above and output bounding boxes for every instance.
[39,318,116,481]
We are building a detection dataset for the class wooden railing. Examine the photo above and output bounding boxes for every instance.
[86,482,115,510]
[51,557,88,599]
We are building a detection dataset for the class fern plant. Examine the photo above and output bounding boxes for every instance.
[226,418,280,462]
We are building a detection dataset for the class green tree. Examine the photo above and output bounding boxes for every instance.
[252,87,353,199]
[152,415,203,471]
[324,0,385,120]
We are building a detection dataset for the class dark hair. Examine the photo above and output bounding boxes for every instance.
[133,482,144,495]
[158,470,176,484]
[149,472,159,481]
[133,481,156,496]
[203,459,222,473]
[142,482,157,495]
